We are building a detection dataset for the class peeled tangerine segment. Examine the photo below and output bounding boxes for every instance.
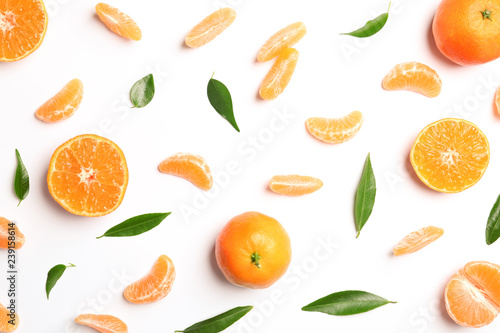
[0,217,25,250]
[259,48,299,101]
[257,22,307,62]
[269,175,323,196]
[382,61,442,97]
[0,302,18,332]
[305,111,363,144]
[95,3,142,41]
[158,153,213,191]
[35,79,83,123]
[76,314,128,333]
[495,85,500,114]
[393,226,443,256]
[185,8,236,48]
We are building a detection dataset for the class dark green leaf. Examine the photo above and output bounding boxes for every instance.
[355,153,376,238]
[97,213,170,239]
[14,149,30,206]
[130,74,155,108]
[341,2,391,38]
[302,290,396,316]
[46,263,75,300]
[175,306,253,333]
[207,76,240,132]
[486,194,500,245]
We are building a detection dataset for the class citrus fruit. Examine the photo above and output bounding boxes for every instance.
[445,261,500,327]
[410,118,489,193]
[257,22,306,62]
[124,255,175,304]
[382,62,442,97]
[0,303,18,332]
[259,48,299,101]
[215,212,292,289]
[269,175,323,196]
[495,85,500,114]
[158,153,213,191]
[0,217,24,250]
[35,79,84,123]
[75,314,128,333]
[0,0,48,62]
[185,8,236,48]
[433,0,500,65]
[47,134,129,217]
[393,226,443,256]
[95,3,142,41]
[305,111,363,144]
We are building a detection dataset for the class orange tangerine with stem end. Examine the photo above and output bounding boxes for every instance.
[0,0,48,62]
[410,118,489,193]
[382,62,442,97]
[393,226,443,256]
[257,22,306,62]
[259,48,299,101]
[0,217,25,250]
[185,8,236,48]
[305,111,363,144]
[95,3,142,41]
[47,134,129,217]
[158,153,213,191]
[124,255,175,304]
[76,314,128,333]
[0,303,18,332]
[269,175,323,196]
[35,79,83,123]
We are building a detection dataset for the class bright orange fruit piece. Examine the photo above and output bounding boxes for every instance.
[259,48,299,101]
[0,217,25,250]
[185,8,236,48]
[382,62,442,97]
[393,226,443,256]
[75,314,128,333]
[158,153,213,191]
[269,175,323,196]
[495,85,500,115]
[445,261,500,327]
[35,79,84,123]
[47,134,129,217]
[0,0,48,62]
[0,303,18,332]
[305,111,363,144]
[410,118,489,193]
[257,22,306,62]
[124,255,175,304]
[95,3,142,41]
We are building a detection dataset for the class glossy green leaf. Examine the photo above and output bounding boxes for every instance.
[130,74,155,108]
[97,213,170,239]
[46,263,75,300]
[341,3,391,38]
[175,306,253,333]
[486,194,500,245]
[14,149,30,206]
[207,76,240,132]
[355,153,376,238]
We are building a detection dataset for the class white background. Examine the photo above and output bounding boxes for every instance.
[1,0,500,332]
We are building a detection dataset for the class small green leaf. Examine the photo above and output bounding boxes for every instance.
[486,194,500,245]
[302,290,396,316]
[175,306,253,333]
[97,213,170,239]
[46,263,76,300]
[130,74,155,108]
[207,75,240,132]
[14,149,30,206]
[341,2,391,38]
[355,153,376,238]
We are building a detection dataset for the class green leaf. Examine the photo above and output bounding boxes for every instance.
[97,213,171,239]
[46,263,76,300]
[341,2,391,38]
[14,149,30,206]
[130,74,155,108]
[175,306,253,333]
[302,290,396,316]
[355,153,376,238]
[207,75,240,132]
[486,194,500,245]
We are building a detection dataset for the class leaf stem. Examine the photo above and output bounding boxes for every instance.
[67,263,76,268]
[96,235,105,239]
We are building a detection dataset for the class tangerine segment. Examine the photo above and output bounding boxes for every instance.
[257,22,306,62]
[410,118,489,193]
[462,261,500,306]
[185,8,236,48]
[495,86,500,115]
[47,134,129,217]
[382,62,442,97]
[0,0,47,62]
[305,111,363,144]
[269,175,323,196]
[35,79,84,123]
[0,303,18,332]
[124,255,175,304]
[393,226,443,256]
[259,48,299,101]
[159,153,213,191]
[95,3,142,41]
[0,217,25,250]
[76,314,128,333]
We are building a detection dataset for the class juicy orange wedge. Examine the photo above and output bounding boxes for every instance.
[0,0,48,62]
[257,22,306,62]
[159,153,213,191]
[185,8,236,48]
[0,303,18,332]
[269,175,323,196]
[124,255,175,304]
[382,62,442,97]
[393,226,443,256]
[47,134,129,217]
[305,111,363,144]
[76,314,128,333]
[95,3,142,41]
[259,48,299,101]
[410,118,489,193]
[0,217,25,250]
[35,79,83,123]
[495,86,500,115]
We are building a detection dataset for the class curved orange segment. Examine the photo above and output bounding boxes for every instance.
[393,226,443,256]
[495,86,500,115]
[185,8,236,48]
[35,79,83,123]
[95,3,142,41]
[76,314,127,333]
[158,153,213,191]
[305,111,363,144]
[0,303,18,332]
[257,22,306,62]
[382,62,442,97]
[259,48,299,101]
[0,217,25,250]
[269,175,323,196]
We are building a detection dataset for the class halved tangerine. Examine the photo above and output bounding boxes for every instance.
[269,175,323,196]
[259,48,299,101]
[393,226,443,256]
[257,22,306,62]
[158,153,213,191]
[75,314,128,333]
[305,111,363,144]
[35,79,83,123]
[185,8,236,48]
[382,62,442,97]
[95,3,142,41]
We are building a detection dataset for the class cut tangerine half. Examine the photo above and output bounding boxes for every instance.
[382,62,442,97]
[0,303,18,332]
[305,111,363,144]
[393,226,443,256]
[259,48,299,101]
[35,79,84,123]
[410,118,489,193]
[95,3,142,41]
[269,175,323,196]
[159,153,213,191]
[185,8,236,48]
[257,22,306,62]
[75,314,128,333]
[47,134,129,217]
[0,217,24,250]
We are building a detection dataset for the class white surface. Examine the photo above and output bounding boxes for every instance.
[1,0,500,332]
